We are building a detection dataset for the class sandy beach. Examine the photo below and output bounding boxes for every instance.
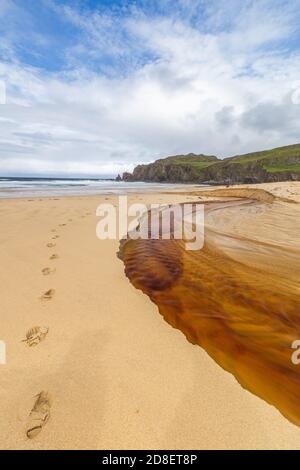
[1,182,300,450]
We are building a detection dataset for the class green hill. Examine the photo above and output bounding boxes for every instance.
[122,153,219,183]
[122,144,300,184]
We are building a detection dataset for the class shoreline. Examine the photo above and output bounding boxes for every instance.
[1,182,300,449]
[0,182,202,201]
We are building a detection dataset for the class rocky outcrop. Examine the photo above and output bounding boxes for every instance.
[122,154,219,183]
[121,145,300,184]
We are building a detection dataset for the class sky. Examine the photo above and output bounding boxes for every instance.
[0,0,300,177]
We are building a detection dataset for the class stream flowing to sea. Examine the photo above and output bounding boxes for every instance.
[119,188,300,426]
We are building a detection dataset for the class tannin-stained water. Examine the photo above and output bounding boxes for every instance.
[119,189,300,426]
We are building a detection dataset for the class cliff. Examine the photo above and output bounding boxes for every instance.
[121,144,300,184]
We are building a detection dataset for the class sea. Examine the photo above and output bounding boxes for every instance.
[0,177,186,199]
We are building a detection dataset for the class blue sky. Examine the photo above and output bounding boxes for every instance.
[0,0,300,176]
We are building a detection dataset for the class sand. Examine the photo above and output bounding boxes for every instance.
[1,182,300,449]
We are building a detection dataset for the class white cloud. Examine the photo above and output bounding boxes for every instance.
[0,0,300,176]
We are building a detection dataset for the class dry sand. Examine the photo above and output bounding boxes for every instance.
[0,182,300,449]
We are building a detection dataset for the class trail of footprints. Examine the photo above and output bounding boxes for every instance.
[22,208,92,439]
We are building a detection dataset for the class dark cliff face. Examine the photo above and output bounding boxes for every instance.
[130,163,204,183]
[200,160,271,184]
[122,154,219,183]
[122,145,300,184]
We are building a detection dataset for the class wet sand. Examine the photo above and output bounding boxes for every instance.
[1,182,300,449]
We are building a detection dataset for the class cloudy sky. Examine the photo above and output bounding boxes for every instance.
[0,0,300,177]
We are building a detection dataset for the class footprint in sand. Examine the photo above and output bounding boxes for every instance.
[26,391,51,439]
[52,235,59,240]
[47,242,56,248]
[22,326,49,347]
[59,223,66,227]
[41,289,55,301]
[42,267,55,275]
[49,254,59,260]
[51,229,56,233]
